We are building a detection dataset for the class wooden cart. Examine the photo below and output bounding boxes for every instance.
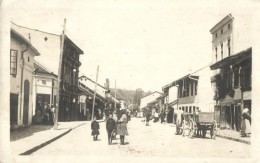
[195,112,217,139]
[180,112,217,139]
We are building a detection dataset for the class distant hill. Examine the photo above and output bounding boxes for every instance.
[110,88,151,106]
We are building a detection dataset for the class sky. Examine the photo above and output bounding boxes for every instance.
[4,0,257,92]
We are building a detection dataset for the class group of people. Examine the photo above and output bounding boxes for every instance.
[33,102,56,125]
[91,109,129,145]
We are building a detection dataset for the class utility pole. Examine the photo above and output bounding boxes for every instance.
[114,80,117,110]
[92,66,99,121]
[54,18,66,130]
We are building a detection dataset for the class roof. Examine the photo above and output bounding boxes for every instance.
[34,61,58,77]
[11,22,83,75]
[210,47,252,70]
[11,28,40,56]
[78,82,106,102]
[210,14,234,34]
[147,99,159,106]
[162,64,210,91]
[140,91,163,100]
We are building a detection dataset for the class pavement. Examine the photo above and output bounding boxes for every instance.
[10,118,250,156]
[10,120,103,156]
[168,122,251,145]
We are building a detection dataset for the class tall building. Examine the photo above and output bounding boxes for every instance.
[209,14,252,130]
[11,22,84,121]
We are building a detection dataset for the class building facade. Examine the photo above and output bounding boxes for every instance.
[12,22,84,122]
[139,91,163,110]
[209,14,252,130]
[33,61,58,116]
[10,29,40,127]
[163,66,215,114]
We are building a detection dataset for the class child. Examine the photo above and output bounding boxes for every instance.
[106,114,116,145]
[91,117,100,141]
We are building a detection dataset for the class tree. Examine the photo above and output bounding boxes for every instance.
[133,88,144,106]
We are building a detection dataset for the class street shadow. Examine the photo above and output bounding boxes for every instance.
[110,142,118,145]
[10,125,53,142]
[124,142,130,145]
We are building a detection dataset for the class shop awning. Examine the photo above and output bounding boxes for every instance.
[210,47,252,70]
[219,94,233,105]
[168,100,178,106]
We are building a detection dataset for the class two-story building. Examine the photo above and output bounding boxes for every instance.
[12,22,84,121]
[139,91,163,110]
[163,65,215,114]
[209,14,252,131]
[10,28,40,128]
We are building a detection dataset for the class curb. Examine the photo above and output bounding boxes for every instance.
[20,123,86,155]
[216,134,251,145]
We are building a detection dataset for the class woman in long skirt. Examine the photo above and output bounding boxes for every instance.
[117,109,128,145]
[241,108,251,137]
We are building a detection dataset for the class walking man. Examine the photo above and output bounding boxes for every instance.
[106,114,116,145]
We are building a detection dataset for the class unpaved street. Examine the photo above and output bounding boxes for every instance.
[32,118,250,158]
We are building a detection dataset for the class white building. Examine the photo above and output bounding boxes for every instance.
[33,61,58,115]
[139,91,163,110]
[163,65,215,113]
[210,14,252,65]
[10,28,40,127]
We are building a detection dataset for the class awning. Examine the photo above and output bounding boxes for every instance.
[210,47,252,70]
[168,100,178,106]
[219,94,233,105]
[147,99,159,106]
[78,86,105,102]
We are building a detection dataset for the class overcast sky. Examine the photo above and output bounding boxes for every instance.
[5,0,257,92]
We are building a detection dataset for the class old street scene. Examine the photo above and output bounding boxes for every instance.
[3,0,257,162]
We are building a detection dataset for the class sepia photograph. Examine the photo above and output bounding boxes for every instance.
[1,0,260,162]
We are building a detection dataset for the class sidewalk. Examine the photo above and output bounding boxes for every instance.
[216,128,251,145]
[168,123,251,144]
[10,121,93,155]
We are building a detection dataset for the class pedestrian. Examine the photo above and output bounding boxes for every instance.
[106,114,116,145]
[241,108,251,137]
[175,108,183,135]
[50,104,56,124]
[188,115,195,138]
[91,117,100,141]
[112,111,118,139]
[160,110,165,123]
[117,109,129,145]
[144,107,151,126]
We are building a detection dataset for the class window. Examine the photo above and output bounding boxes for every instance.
[186,80,189,96]
[221,29,223,34]
[195,81,198,95]
[227,39,231,56]
[234,68,239,88]
[221,43,223,59]
[42,80,47,85]
[215,33,218,38]
[228,24,231,29]
[10,50,18,77]
[191,81,193,96]
[28,56,30,62]
[215,47,218,62]
[189,106,192,113]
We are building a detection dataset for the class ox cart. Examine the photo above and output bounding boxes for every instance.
[181,112,217,139]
